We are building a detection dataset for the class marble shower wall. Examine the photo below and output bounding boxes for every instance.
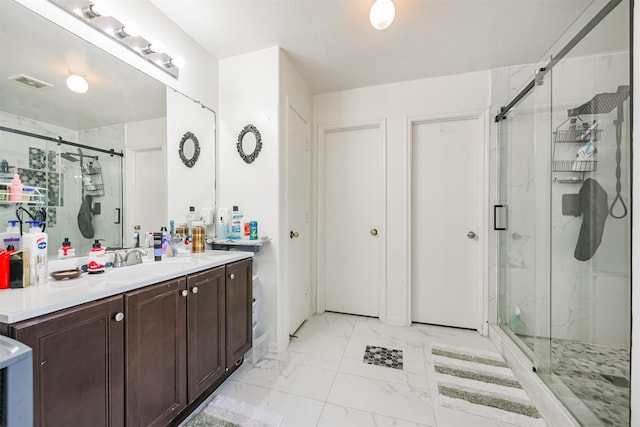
[491,52,631,348]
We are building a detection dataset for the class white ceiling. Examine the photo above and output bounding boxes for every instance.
[151,0,594,94]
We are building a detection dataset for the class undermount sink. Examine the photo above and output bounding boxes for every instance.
[106,258,198,280]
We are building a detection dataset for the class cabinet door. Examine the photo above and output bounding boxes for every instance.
[187,266,225,403]
[125,278,186,427]
[12,295,124,427]
[225,258,252,366]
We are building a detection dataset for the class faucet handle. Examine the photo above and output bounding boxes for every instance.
[107,250,125,268]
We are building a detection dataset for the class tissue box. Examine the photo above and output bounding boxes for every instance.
[10,249,30,288]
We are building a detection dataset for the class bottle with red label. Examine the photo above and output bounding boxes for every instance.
[58,238,75,259]
[88,239,105,274]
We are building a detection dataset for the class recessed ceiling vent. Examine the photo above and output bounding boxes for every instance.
[8,74,53,89]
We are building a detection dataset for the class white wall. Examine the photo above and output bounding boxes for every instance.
[219,47,282,351]
[313,71,491,325]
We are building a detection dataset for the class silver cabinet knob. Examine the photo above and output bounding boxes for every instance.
[467,231,477,239]
[181,289,188,297]
[229,273,235,280]
[114,312,124,322]
[290,231,299,239]
[192,287,198,294]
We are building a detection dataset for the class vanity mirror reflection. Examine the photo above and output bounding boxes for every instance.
[0,0,175,258]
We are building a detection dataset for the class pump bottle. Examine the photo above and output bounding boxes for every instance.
[22,220,47,284]
[88,239,106,274]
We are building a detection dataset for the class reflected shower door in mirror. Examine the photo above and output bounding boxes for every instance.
[0,0,168,257]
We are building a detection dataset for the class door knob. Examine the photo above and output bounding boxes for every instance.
[467,231,477,239]
[370,229,378,236]
[290,231,299,239]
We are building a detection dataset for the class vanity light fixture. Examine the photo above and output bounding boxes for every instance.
[80,1,111,19]
[114,23,141,39]
[49,0,182,78]
[370,0,396,30]
[141,42,165,55]
[66,74,88,94]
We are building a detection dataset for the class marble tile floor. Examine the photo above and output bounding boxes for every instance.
[188,313,548,427]
[518,335,630,426]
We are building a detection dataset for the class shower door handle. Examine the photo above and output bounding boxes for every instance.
[493,205,508,231]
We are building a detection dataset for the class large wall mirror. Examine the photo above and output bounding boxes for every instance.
[0,0,178,257]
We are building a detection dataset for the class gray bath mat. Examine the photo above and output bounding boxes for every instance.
[432,344,546,426]
[185,395,283,427]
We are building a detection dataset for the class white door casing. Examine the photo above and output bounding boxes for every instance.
[286,102,310,335]
[409,113,486,330]
[317,120,386,318]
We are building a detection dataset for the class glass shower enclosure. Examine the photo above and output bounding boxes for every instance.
[496,0,631,425]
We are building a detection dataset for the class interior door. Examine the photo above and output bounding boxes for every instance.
[286,105,310,335]
[411,117,481,329]
[322,124,384,317]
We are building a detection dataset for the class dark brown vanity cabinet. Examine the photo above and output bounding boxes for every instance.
[6,259,252,427]
[11,295,125,427]
[225,258,252,367]
[125,277,187,427]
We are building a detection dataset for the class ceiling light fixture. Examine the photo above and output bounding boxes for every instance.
[370,0,395,30]
[49,0,183,78]
[66,74,88,94]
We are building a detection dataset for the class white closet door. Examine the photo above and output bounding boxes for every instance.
[322,124,384,318]
[411,117,481,329]
[286,104,310,335]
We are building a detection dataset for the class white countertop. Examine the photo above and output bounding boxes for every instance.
[0,250,252,324]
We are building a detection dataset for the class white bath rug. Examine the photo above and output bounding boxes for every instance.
[185,395,284,427]
[431,344,547,427]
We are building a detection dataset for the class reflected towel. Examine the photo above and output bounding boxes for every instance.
[574,178,608,261]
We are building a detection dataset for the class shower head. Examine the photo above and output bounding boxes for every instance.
[568,85,630,117]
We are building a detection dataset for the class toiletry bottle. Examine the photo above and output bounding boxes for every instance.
[133,225,141,248]
[153,232,163,261]
[1,220,21,250]
[58,237,75,259]
[87,239,106,274]
[187,206,197,239]
[8,174,22,201]
[230,206,243,240]
[161,226,168,254]
[22,220,47,284]
[217,208,229,239]
[242,216,251,240]
[250,220,258,240]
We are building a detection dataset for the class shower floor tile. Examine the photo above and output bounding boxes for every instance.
[518,335,629,426]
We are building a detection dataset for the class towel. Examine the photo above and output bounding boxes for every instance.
[574,178,608,261]
[77,194,95,239]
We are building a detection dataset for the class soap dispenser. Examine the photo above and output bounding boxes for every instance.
[58,237,75,259]
[88,239,105,274]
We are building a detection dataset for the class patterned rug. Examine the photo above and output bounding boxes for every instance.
[185,395,283,427]
[431,344,546,426]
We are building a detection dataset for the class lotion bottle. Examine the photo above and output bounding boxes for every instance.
[1,220,21,250]
[58,237,75,258]
[22,220,47,284]
[8,174,22,201]
[230,206,243,240]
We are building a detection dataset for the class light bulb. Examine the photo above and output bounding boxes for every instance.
[85,1,112,18]
[369,0,395,30]
[66,74,88,94]
[116,22,141,38]
[170,56,185,68]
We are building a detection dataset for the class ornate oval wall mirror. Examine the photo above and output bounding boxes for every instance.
[179,131,200,168]
[237,124,262,164]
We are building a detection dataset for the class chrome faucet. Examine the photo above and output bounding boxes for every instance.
[107,251,126,268]
[124,248,148,266]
